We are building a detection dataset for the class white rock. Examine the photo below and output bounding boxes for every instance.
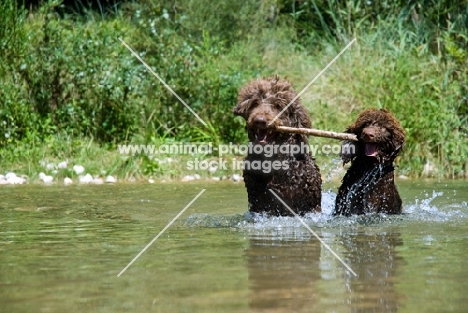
[73,165,85,175]
[46,163,56,170]
[105,175,116,183]
[148,178,155,184]
[64,177,73,185]
[8,176,26,184]
[92,177,103,184]
[0,174,5,180]
[181,175,195,182]
[5,172,17,180]
[0,178,8,185]
[193,174,201,180]
[231,174,241,182]
[39,172,54,184]
[79,173,93,184]
[58,161,68,169]
[41,175,53,184]
[212,176,220,181]
[6,173,26,184]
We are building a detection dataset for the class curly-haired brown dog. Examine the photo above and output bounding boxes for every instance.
[233,76,321,216]
[334,108,405,216]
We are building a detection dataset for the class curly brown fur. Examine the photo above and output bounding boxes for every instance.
[334,108,405,216]
[233,76,321,216]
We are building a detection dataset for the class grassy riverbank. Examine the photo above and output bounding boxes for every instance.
[1,0,467,182]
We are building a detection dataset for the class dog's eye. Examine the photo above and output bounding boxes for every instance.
[249,100,260,109]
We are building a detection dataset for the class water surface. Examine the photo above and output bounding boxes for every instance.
[1,180,467,312]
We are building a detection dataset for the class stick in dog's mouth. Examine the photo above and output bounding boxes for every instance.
[275,126,359,142]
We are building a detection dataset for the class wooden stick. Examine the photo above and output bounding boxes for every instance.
[276,126,358,142]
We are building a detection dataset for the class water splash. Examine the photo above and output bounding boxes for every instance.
[321,158,344,184]
[321,189,336,215]
[405,190,468,222]
[184,213,245,228]
[405,190,444,214]
[184,188,468,233]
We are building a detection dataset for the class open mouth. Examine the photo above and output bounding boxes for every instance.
[365,143,379,157]
[255,129,275,143]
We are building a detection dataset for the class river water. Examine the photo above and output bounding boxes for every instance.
[1,180,467,312]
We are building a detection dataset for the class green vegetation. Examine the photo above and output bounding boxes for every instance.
[0,0,467,181]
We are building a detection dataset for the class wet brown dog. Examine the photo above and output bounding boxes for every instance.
[334,108,405,216]
[233,76,321,216]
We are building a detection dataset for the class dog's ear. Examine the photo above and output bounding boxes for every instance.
[383,112,406,152]
[383,143,404,163]
[340,141,358,164]
[232,99,249,119]
[345,117,362,135]
[290,102,312,129]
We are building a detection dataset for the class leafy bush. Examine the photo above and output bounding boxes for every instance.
[0,0,466,178]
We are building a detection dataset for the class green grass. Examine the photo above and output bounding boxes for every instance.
[0,0,467,181]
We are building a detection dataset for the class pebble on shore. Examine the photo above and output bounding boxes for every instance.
[73,165,85,175]
[1,172,27,185]
[231,174,241,182]
[105,175,117,183]
[0,169,244,185]
[79,173,93,184]
[181,175,195,182]
[39,172,53,184]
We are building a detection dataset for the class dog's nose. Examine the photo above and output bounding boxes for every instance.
[253,116,268,128]
[362,128,375,141]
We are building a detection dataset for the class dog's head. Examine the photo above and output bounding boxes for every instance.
[341,108,405,164]
[233,75,311,144]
